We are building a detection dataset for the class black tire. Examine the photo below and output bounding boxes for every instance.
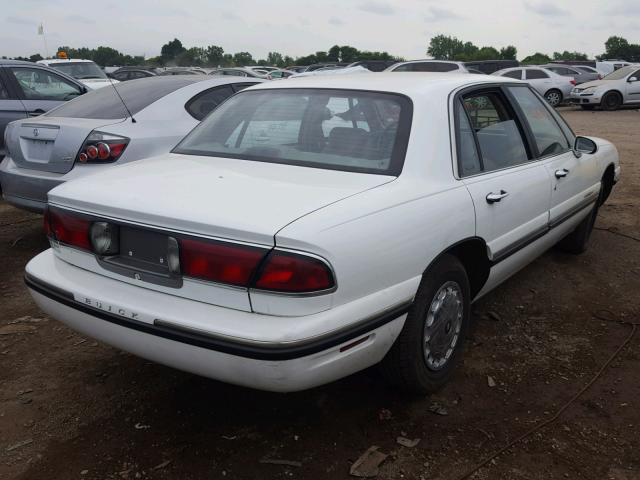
[580,105,595,111]
[601,92,622,111]
[544,89,563,107]
[380,254,470,394]
[557,199,599,254]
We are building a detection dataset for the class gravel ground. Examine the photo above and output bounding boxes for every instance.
[0,106,639,480]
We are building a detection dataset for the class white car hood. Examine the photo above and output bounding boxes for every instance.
[48,153,394,244]
[575,79,610,89]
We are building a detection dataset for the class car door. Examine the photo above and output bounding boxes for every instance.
[0,68,28,156]
[524,69,552,95]
[6,66,84,116]
[624,68,640,103]
[455,87,551,263]
[506,85,600,227]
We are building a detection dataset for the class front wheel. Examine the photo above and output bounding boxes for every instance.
[544,89,563,107]
[601,92,622,111]
[380,254,470,394]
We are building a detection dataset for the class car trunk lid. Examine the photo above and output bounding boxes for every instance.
[48,152,394,245]
[6,116,126,174]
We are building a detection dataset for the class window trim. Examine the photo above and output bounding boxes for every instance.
[184,84,236,120]
[7,65,83,101]
[173,87,414,177]
[451,84,535,179]
[503,85,575,159]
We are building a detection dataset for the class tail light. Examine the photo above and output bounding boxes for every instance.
[180,241,335,292]
[76,131,129,163]
[254,250,335,293]
[570,79,576,85]
[43,207,336,294]
[44,207,91,251]
[598,74,602,80]
[180,238,266,287]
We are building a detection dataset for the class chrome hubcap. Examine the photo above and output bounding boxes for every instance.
[546,92,560,106]
[423,281,463,371]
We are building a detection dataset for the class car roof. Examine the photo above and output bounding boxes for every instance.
[0,59,40,66]
[395,59,464,65]
[39,59,96,64]
[250,72,520,97]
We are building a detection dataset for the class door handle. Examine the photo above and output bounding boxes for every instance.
[486,190,509,204]
[555,168,569,178]
[28,109,45,117]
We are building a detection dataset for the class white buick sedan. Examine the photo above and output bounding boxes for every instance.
[25,73,620,393]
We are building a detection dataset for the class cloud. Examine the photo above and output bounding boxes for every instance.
[6,16,37,26]
[358,1,394,15]
[328,16,344,26]
[221,11,240,21]
[424,6,463,21]
[606,3,640,15]
[524,2,569,16]
[64,15,95,24]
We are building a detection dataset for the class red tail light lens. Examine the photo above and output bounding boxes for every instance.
[46,207,91,251]
[570,79,576,85]
[77,131,129,163]
[180,238,266,286]
[254,251,335,293]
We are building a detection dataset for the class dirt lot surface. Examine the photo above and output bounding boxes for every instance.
[1,107,639,480]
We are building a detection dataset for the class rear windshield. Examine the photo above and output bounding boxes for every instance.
[173,88,412,175]
[49,61,107,80]
[48,77,200,119]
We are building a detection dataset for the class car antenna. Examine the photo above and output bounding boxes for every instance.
[107,76,136,123]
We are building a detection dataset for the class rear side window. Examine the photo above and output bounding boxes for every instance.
[502,70,522,79]
[48,77,198,119]
[413,62,458,72]
[9,67,82,101]
[175,88,412,175]
[525,69,549,79]
[185,85,235,120]
[457,90,529,174]
[0,76,8,99]
[507,86,570,157]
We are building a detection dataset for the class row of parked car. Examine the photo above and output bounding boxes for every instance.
[13,68,619,393]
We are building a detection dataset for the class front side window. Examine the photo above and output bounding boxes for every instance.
[507,86,570,157]
[9,67,82,101]
[0,76,9,99]
[185,85,235,120]
[174,89,412,175]
[413,62,459,72]
[525,69,549,80]
[457,90,529,174]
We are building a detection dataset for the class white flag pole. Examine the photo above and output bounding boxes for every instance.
[38,22,49,58]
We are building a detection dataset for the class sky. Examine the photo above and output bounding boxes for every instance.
[1,0,637,61]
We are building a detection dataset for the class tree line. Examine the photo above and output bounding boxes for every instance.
[6,35,639,67]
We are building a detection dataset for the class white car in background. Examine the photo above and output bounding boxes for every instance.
[570,64,640,110]
[493,66,576,107]
[37,59,119,90]
[385,60,473,73]
[25,73,619,393]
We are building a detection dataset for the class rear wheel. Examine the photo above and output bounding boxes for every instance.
[601,92,622,111]
[380,254,470,394]
[544,89,563,107]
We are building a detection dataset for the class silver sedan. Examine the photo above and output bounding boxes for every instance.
[0,76,264,212]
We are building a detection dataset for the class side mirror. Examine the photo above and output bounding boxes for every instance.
[628,76,638,83]
[575,136,597,155]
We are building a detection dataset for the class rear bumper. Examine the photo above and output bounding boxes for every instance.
[25,250,409,392]
[0,157,64,212]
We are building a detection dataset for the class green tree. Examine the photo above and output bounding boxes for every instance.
[266,51,284,67]
[552,50,588,61]
[161,38,186,61]
[599,36,640,62]
[521,52,552,65]
[499,45,517,60]
[427,35,464,60]
[205,45,224,66]
[232,51,254,66]
[29,53,43,62]
[327,45,341,62]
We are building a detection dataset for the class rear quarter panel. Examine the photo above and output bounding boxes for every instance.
[273,177,475,311]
